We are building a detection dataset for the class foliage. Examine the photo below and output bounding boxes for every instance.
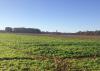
[0,33,99,71]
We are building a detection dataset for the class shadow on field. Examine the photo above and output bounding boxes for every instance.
[0,57,33,60]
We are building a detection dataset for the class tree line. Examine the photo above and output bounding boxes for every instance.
[3,27,62,34]
[0,27,100,35]
[5,27,41,33]
[76,31,100,35]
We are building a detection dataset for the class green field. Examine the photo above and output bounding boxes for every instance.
[0,33,99,71]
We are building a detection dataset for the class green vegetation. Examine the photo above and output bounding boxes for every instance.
[0,33,99,71]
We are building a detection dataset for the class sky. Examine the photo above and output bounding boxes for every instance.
[0,0,100,32]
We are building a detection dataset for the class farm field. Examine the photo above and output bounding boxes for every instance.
[0,33,99,71]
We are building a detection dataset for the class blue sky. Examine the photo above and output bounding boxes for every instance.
[0,0,100,32]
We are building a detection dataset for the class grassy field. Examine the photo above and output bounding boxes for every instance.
[0,33,99,71]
